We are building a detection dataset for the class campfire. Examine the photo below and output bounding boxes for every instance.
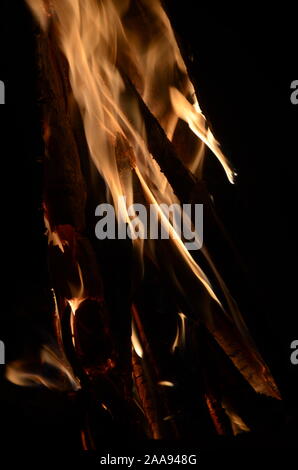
[5,0,282,448]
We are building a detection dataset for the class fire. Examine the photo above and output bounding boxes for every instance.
[6,344,80,391]
[27,0,233,281]
[67,263,86,316]
[30,0,228,343]
[131,321,143,359]
[171,312,187,353]
[25,0,281,441]
[158,381,175,388]
[27,1,241,354]
[169,87,236,183]
[44,206,67,253]
[5,288,81,392]
[222,400,250,435]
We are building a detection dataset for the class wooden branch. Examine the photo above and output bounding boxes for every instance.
[132,351,163,439]
[36,24,134,404]
[37,27,87,230]
[123,74,197,204]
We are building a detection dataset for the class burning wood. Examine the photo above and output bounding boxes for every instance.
[5,0,282,448]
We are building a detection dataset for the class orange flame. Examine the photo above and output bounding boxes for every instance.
[26,0,280,401]
[27,0,231,305]
[6,344,80,391]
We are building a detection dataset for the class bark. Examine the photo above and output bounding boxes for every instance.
[36,23,134,404]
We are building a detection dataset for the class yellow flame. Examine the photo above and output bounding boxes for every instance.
[158,381,175,387]
[67,263,86,315]
[171,312,187,353]
[27,0,229,306]
[44,210,67,253]
[222,400,250,435]
[131,321,143,358]
[170,87,236,183]
[5,344,80,391]
[25,0,282,402]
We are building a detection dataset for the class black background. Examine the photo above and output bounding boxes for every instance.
[0,0,297,458]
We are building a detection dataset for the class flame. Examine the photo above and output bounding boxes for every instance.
[131,320,143,358]
[26,0,52,31]
[6,344,80,391]
[222,400,250,435]
[44,206,86,315]
[67,263,86,350]
[171,312,187,353]
[44,208,67,253]
[27,0,226,307]
[26,0,280,402]
[158,381,175,387]
[170,88,236,183]
[67,263,86,315]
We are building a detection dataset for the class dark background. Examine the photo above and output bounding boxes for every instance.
[0,0,297,457]
[164,1,298,405]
